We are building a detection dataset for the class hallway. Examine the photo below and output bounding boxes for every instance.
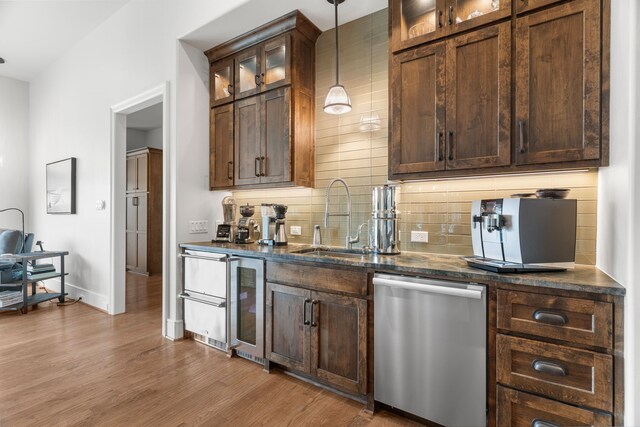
[0,274,415,426]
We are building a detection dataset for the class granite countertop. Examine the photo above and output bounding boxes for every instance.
[180,241,625,296]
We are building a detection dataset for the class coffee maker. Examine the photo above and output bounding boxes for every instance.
[235,204,260,244]
[257,204,288,246]
[214,196,236,243]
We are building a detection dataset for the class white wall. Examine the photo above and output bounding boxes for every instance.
[597,0,640,423]
[146,127,163,149]
[0,76,29,231]
[27,0,251,319]
[126,127,163,151]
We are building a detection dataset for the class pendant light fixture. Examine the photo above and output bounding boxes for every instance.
[324,0,351,115]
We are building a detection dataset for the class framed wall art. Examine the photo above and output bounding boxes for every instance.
[46,157,76,214]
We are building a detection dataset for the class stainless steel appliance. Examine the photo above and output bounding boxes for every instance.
[273,204,288,246]
[369,184,400,254]
[374,274,487,426]
[180,250,265,363]
[467,198,577,273]
[235,204,259,244]
[214,196,236,243]
[258,204,275,246]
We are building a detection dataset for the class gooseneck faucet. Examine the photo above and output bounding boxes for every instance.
[324,178,360,249]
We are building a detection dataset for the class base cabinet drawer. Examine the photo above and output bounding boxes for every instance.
[184,298,226,343]
[497,335,613,412]
[497,386,612,427]
[497,290,613,349]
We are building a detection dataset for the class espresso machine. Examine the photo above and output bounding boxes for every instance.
[369,185,401,254]
[235,204,260,244]
[258,204,288,246]
[214,196,236,243]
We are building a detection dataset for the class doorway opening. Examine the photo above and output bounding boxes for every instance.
[110,83,169,337]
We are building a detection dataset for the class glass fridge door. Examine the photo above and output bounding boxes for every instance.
[230,257,265,360]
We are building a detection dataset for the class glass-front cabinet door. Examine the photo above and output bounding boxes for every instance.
[211,58,234,107]
[230,257,265,360]
[235,46,262,99]
[445,0,511,35]
[263,35,290,92]
[391,0,447,53]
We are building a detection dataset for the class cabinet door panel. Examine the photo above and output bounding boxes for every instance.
[265,282,310,373]
[136,154,148,192]
[137,232,147,273]
[210,104,234,189]
[310,291,367,395]
[235,46,262,100]
[137,195,147,233]
[390,42,446,176]
[516,0,564,15]
[234,96,261,186]
[446,22,511,170]
[390,0,448,53]
[516,0,601,165]
[211,57,234,107]
[126,196,137,232]
[446,0,511,36]
[263,34,290,92]
[126,231,137,269]
[126,156,137,192]
[261,87,291,184]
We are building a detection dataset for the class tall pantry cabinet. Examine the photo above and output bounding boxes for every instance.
[126,147,162,276]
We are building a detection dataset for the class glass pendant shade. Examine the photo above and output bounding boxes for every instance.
[324,84,352,115]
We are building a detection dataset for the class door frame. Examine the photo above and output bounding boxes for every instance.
[110,83,170,337]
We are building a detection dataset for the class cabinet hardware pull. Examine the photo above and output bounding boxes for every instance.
[532,359,567,377]
[132,196,138,207]
[255,74,261,87]
[438,10,443,28]
[518,120,526,153]
[261,73,265,85]
[303,298,311,325]
[310,300,318,327]
[227,161,233,180]
[448,5,453,25]
[437,132,444,161]
[227,84,234,95]
[531,420,559,427]
[447,131,454,161]
[532,309,567,326]
[260,156,266,176]
[255,157,260,177]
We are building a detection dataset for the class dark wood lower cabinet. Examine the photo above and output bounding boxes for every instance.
[265,281,368,396]
[497,386,613,427]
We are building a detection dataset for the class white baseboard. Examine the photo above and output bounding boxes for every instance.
[166,318,184,340]
[44,278,109,312]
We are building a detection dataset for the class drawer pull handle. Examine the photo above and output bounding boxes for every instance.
[532,419,559,427]
[533,310,567,326]
[532,359,567,377]
[303,298,311,325]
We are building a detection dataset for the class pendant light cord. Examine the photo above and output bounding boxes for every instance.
[334,0,340,86]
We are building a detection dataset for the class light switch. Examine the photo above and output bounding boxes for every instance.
[290,226,302,236]
[189,220,209,234]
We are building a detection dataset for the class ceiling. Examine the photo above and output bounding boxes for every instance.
[127,102,162,131]
[0,0,130,81]
[181,0,388,51]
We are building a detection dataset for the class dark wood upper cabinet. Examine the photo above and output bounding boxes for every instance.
[390,42,446,175]
[234,95,262,187]
[446,22,511,170]
[209,104,234,189]
[515,0,601,165]
[516,0,565,15]
[210,57,234,107]
[390,0,511,53]
[207,11,319,190]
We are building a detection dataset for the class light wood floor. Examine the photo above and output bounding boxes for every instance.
[0,273,417,426]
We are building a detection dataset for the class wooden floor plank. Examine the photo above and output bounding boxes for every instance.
[0,273,416,426]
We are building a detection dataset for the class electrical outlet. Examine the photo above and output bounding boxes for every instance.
[410,231,429,243]
[189,220,209,234]
[290,225,302,236]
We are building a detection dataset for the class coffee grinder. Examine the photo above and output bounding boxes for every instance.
[214,196,236,243]
[235,204,259,244]
[258,204,275,246]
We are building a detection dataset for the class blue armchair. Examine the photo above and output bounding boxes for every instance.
[0,229,34,283]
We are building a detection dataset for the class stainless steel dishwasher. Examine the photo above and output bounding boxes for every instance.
[374,273,487,427]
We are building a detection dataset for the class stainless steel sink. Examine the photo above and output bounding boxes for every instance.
[291,247,370,258]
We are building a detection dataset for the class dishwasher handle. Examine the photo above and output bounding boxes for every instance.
[373,276,483,300]
[179,253,239,262]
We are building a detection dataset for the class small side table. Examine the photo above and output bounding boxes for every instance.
[0,251,69,314]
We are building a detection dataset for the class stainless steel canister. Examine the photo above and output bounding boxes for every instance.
[370,185,400,254]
